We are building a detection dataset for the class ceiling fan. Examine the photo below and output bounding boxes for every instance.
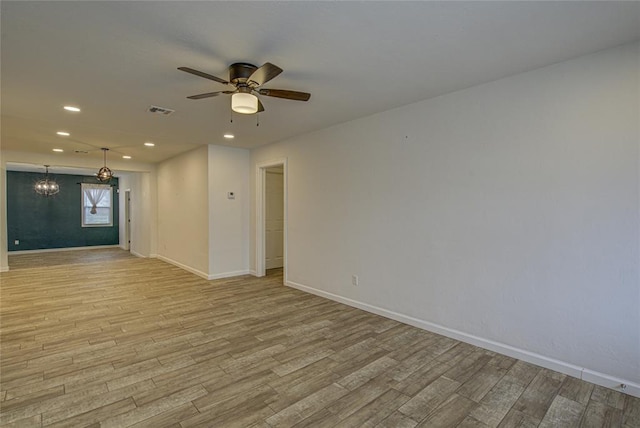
[178,62,311,115]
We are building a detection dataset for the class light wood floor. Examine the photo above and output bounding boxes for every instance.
[1,249,638,427]
[6,248,134,271]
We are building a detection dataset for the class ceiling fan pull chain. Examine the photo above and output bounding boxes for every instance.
[256,114,260,127]
[230,109,233,123]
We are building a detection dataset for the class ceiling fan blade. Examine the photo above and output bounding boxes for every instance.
[257,98,265,113]
[248,63,283,86]
[178,67,229,85]
[187,90,234,100]
[258,89,311,101]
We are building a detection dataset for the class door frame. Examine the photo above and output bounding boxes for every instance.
[255,158,287,280]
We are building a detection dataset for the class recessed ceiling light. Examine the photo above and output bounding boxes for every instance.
[52,148,64,152]
[223,134,235,139]
[122,155,132,159]
[63,106,81,112]
[57,131,70,136]
[144,142,155,147]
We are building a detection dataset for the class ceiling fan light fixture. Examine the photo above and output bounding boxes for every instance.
[231,92,258,114]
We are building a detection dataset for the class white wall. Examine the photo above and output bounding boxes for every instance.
[128,171,157,258]
[155,144,249,279]
[208,145,250,278]
[157,146,209,276]
[251,43,640,394]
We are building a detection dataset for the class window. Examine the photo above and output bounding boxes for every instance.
[82,183,113,227]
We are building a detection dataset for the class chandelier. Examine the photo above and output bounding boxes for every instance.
[34,165,60,196]
[97,148,113,182]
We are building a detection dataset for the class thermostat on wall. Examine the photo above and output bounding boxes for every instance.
[227,192,235,200]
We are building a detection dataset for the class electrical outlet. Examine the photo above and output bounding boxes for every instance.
[14,240,19,245]
[352,275,359,286]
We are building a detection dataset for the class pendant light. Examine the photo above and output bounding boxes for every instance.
[34,165,60,196]
[97,148,113,182]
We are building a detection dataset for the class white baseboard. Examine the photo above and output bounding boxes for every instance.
[249,270,258,276]
[9,245,120,255]
[266,264,284,270]
[130,250,146,259]
[152,255,249,281]
[0,266,9,273]
[130,251,158,259]
[285,279,639,398]
[582,369,640,398]
[155,255,209,280]
[208,270,250,280]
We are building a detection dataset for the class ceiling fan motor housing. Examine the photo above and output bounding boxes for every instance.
[229,63,258,85]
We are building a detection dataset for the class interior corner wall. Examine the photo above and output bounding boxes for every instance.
[157,146,209,277]
[208,145,250,278]
[250,42,640,392]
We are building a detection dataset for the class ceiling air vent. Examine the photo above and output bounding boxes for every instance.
[147,105,175,116]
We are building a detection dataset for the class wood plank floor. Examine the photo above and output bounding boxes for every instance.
[1,249,638,427]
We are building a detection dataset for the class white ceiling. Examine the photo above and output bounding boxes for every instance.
[2,1,639,165]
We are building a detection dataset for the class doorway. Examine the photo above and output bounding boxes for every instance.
[256,159,287,281]
[265,166,284,271]
[124,190,131,251]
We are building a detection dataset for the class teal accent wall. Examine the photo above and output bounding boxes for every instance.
[7,171,119,251]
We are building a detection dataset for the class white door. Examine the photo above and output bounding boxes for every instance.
[265,168,284,269]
